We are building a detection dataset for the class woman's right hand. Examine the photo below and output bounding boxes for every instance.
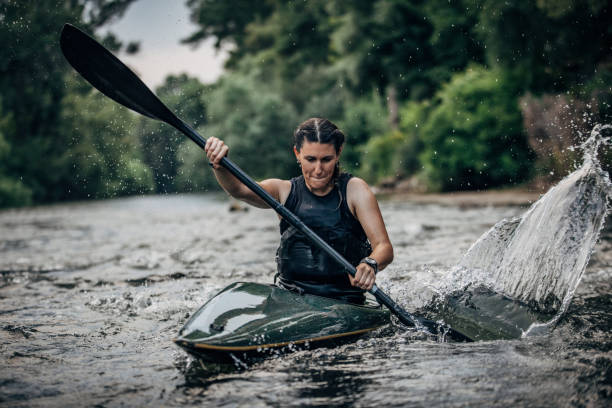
[205,137,229,169]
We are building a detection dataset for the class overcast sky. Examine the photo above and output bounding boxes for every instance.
[103,0,227,88]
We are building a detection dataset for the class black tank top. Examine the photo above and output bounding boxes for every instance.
[276,173,372,304]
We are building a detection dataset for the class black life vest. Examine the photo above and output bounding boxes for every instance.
[276,173,372,304]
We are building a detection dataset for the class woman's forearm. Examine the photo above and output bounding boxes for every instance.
[370,242,394,272]
[212,166,249,199]
[205,136,250,200]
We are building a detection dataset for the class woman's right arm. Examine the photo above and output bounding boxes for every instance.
[205,137,290,208]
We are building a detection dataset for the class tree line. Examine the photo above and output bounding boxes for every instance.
[1,0,610,208]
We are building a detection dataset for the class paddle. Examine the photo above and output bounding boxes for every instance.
[59,24,472,342]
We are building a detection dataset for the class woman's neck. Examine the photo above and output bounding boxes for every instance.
[304,178,335,196]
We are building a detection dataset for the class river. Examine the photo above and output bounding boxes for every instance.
[1,191,610,407]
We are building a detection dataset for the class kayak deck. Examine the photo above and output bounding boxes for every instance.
[174,282,390,363]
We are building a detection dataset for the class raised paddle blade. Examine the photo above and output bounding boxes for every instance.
[60,24,178,125]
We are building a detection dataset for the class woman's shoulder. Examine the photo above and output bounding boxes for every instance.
[346,176,376,214]
[346,176,371,192]
[261,178,292,187]
[259,178,292,203]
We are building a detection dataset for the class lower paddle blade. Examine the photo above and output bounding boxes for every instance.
[413,315,473,342]
[59,24,178,125]
[395,307,472,342]
[372,284,473,342]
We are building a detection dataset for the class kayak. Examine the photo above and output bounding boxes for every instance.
[174,282,390,363]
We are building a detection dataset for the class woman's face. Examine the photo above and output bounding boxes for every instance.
[294,140,341,194]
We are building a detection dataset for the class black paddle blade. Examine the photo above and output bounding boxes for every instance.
[393,308,472,342]
[413,315,473,343]
[60,24,178,125]
[373,285,473,342]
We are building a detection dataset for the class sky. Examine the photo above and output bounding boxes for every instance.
[103,0,227,88]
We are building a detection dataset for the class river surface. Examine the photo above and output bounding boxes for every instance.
[1,193,610,407]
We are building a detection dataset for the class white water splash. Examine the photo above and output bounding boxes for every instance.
[435,125,611,337]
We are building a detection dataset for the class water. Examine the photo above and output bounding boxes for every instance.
[1,131,611,406]
[462,126,609,311]
[423,125,611,341]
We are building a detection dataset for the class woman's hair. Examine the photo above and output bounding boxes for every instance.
[293,118,345,154]
[294,118,344,191]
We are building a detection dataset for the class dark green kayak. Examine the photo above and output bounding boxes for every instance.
[174,282,390,363]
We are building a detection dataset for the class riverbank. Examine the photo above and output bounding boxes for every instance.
[0,188,545,213]
[377,188,545,208]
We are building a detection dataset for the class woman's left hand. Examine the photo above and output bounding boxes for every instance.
[348,263,376,290]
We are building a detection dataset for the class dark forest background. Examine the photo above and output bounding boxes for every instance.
[1,0,610,208]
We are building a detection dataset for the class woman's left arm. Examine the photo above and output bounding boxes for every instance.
[347,177,394,290]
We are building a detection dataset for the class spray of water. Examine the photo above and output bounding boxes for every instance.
[430,125,611,340]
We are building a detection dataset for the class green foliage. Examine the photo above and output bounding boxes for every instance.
[0,104,32,207]
[137,74,209,193]
[358,131,405,183]
[397,100,430,176]
[202,73,299,180]
[260,0,336,80]
[1,0,610,208]
[331,0,434,100]
[420,66,534,191]
[337,92,389,172]
[0,0,137,207]
[477,0,611,93]
[0,1,85,203]
[423,0,484,87]
[340,98,430,185]
[174,142,219,193]
[181,0,608,192]
[60,79,154,198]
[0,176,33,208]
[576,64,612,125]
[183,0,274,67]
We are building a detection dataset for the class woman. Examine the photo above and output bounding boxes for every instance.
[205,118,393,304]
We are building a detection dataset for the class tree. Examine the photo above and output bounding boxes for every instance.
[60,77,153,199]
[477,0,611,93]
[0,0,137,205]
[201,73,299,181]
[331,0,434,128]
[137,74,209,193]
[423,0,484,86]
[420,66,534,191]
[337,92,389,173]
[0,101,32,207]
[183,0,274,68]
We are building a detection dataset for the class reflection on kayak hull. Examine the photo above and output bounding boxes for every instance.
[175,282,391,363]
